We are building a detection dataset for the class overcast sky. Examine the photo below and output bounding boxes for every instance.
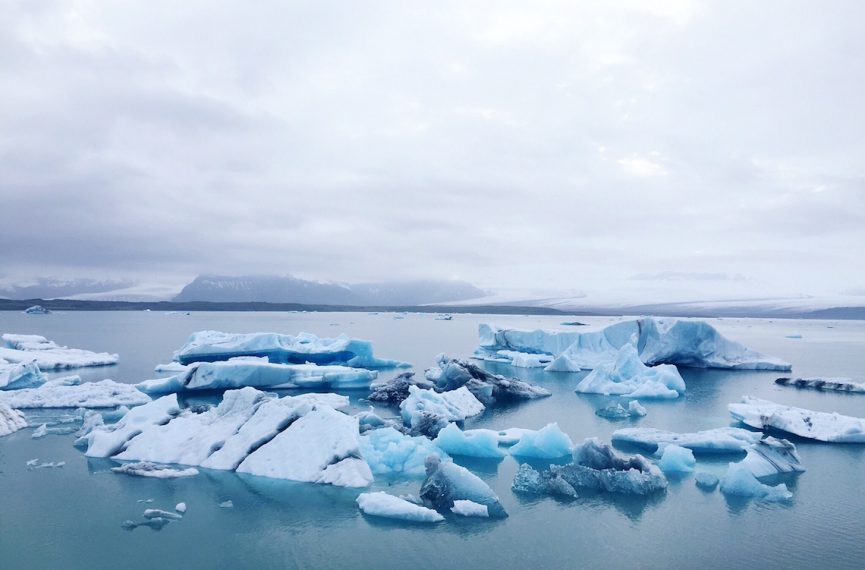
[2,0,863,301]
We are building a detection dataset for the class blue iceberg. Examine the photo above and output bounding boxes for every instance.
[575,345,685,399]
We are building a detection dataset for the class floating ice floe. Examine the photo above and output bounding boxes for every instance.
[360,427,447,476]
[0,360,45,390]
[367,371,435,404]
[475,317,791,371]
[492,350,552,368]
[508,423,574,459]
[433,423,505,458]
[144,508,183,521]
[357,492,444,523]
[451,500,489,517]
[172,330,408,368]
[218,500,233,508]
[31,423,48,439]
[0,334,118,369]
[420,455,508,518]
[774,377,865,393]
[112,462,200,478]
[434,314,453,321]
[729,396,865,443]
[27,459,65,469]
[720,463,792,501]
[425,355,551,404]
[575,345,685,399]
[23,305,51,315]
[657,445,696,474]
[513,438,667,497]
[739,437,804,478]
[175,502,187,514]
[612,427,763,453]
[695,472,719,490]
[400,386,485,437]
[136,358,377,394]
[0,378,150,409]
[595,400,647,420]
[1,403,27,436]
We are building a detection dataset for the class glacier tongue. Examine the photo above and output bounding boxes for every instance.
[0,333,119,370]
[729,396,865,443]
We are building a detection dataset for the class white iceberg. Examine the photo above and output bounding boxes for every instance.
[612,427,762,453]
[360,427,448,476]
[399,386,485,437]
[476,317,791,371]
[451,500,489,517]
[729,396,865,443]
[739,437,804,478]
[657,445,696,474]
[0,360,45,390]
[0,334,118,369]
[508,423,574,459]
[356,492,444,523]
[172,330,408,368]
[0,379,150,409]
[494,350,551,368]
[1,403,27,436]
[112,462,200,478]
[80,395,182,457]
[575,345,685,399]
[720,463,792,501]
[136,359,377,394]
[433,423,505,458]
[23,305,51,315]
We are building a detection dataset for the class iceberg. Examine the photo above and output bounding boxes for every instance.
[360,427,447,476]
[80,395,182,457]
[774,377,865,393]
[136,359,377,394]
[23,305,51,314]
[494,350,552,368]
[511,464,578,498]
[112,462,200,478]
[172,330,408,368]
[657,445,696,474]
[0,334,118,369]
[367,371,435,404]
[595,400,647,420]
[425,355,551,404]
[695,472,719,490]
[400,386,485,437]
[1,403,27,436]
[356,492,444,523]
[740,437,804,478]
[476,318,791,371]
[175,503,187,514]
[433,423,505,458]
[720,463,792,501]
[0,360,46,390]
[0,379,150,409]
[729,396,865,443]
[420,455,508,518]
[575,345,685,399]
[508,423,574,459]
[451,500,489,517]
[143,508,183,521]
[612,427,762,453]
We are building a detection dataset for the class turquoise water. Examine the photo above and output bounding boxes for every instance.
[1,311,864,569]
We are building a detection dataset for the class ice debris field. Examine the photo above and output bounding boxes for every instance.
[2,317,864,529]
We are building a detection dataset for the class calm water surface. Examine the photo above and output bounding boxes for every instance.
[1,311,863,569]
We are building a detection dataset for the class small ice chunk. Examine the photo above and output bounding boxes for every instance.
[695,472,719,490]
[450,500,489,517]
[111,462,200,478]
[657,445,696,474]
[175,502,187,514]
[143,509,183,520]
[511,464,578,499]
[595,400,647,420]
[356,492,444,523]
[31,423,48,439]
[218,500,234,508]
[24,305,51,314]
[720,463,792,501]
[509,423,574,459]
[434,423,505,458]
[26,458,39,466]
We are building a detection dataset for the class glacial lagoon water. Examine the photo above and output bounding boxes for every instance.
[1,311,864,569]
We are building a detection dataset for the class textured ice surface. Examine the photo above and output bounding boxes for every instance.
[360,427,447,476]
[657,445,696,474]
[143,508,183,520]
[420,455,508,518]
[511,463,578,498]
[740,437,804,478]
[476,318,791,371]
[595,400,647,420]
[400,386,484,437]
[720,463,792,501]
[23,305,50,314]
[172,330,408,368]
[0,360,45,390]
[612,427,762,453]
[137,359,376,394]
[494,350,552,368]
[508,423,574,459]
[80,395,182,457]
[0,403,27,436]
[0,379,150,409]
[575,345,685,399]
[434,423,505,458]
[367,371,435,404]
[112,462,200,478]
[775,377,865,393]
[695,472,719,490]
[451,500,489,517]
[729,396,865,442]
[356,492,444,523]
[175,503,187,514]
[0,334,118,369]
[425,355,550,405]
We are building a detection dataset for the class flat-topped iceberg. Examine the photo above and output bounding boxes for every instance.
[172,330,408,368]
[0,360,45,390]
[720,463,792,501]
[434,423,505,458]
[476,318,791,371]
[575,345,685,399]
[356,492,444,523]
[361,427,448,476]
[1,403,27,436]
[775,377,865,393]
[400,386,485,437]
[136,358,377,394]
[420,455,508,518]
[80,387,373,487]
[612,427,762,453]
[425,355,551,404]
[740,436,804,478]
[729,396,865,443]
[1,334,118,369]
[112,462,200,478]
[0,378,150,409]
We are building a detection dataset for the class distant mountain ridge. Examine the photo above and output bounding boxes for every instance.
[173,275,487,305]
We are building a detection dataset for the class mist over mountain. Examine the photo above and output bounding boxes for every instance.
[173,275,487,305]
[0,278,135,300]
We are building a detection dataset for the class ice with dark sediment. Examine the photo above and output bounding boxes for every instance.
[729,396,865,443]
[424,354,551,405]
[367,371,435,404]
[740,436,805,478]
[399,385,485,438]
[775,377,865,393]
[511,463,578,498]
[420,455,508,518]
